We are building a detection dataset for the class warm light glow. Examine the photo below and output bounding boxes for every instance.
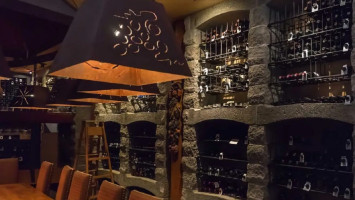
[0,77,11,80]
[79,89,157,96]
[68,98,123,103]
[50,60,190,86]
[46,104,92,107]
[10,107,52,110]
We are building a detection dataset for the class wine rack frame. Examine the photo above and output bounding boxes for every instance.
[268,0,353,105]
[128,121,157,180]
[103,121,121,170]
[268,119,354,200]
[198,18,250,108]
[195,120,249,199]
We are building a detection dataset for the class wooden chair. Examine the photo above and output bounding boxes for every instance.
[97,180,125,200]
[0,158,18,184]
[128,190,162,200]
[56,165,74,200]
[36,161,54,195]
[68,171,92,200]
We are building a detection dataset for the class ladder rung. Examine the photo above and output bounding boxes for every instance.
[78,154,99,157]
[88,156,110,161]
[87,127,104,136]
[93,173,111,179]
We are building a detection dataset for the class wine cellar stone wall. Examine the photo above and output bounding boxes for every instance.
[182,0,355,200]
[94,0,355,199]
[95,82,170,199]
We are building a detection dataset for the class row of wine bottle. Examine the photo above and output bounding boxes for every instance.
[197,178,247,199]
[203,19,249,43]
[275,95,353,105]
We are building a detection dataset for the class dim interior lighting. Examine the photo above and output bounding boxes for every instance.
[49,0,191,86]
[77,80,160,96]
[0,46,13,80]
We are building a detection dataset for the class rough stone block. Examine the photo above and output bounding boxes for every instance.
[156,95,168,105]
[184,76,199,93]
[247,144,269,164]
[248,26,271,47]
[183,125,197,141]
[249,64,271,86]
[248,84,274,105]
[187,60,202,77]
[182,173,197,190]
[183,93,200,109]
[182,141,198,157]
[248,45,270,65]
[184,29,201,46]
[182,156,197,173]
[247,163,269,184]
[247,183,269,200]
[248,125,267,145]
[250,4,270,27]
[185,45,201,61]
[156,140,166,154]
[156,125,167,140]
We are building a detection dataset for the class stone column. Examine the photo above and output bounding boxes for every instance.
[247,1,274,105]
[119,125,130,175]
[181,124,198,200]
[247,125,270,200]
[155,124,169,197]
[183,16,202,110]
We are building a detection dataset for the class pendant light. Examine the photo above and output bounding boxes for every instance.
[47,78,92,107]
[68,93,128,104]
[78,80,159,96]
[49,0,191,86]
[0,47,13,80]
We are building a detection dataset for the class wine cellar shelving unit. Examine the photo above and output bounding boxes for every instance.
[198,19,250,108]
[269,119,354,200]
[0,124,40,169]
[128,121,156,180]
[103,121,121,170]
[269,0,353,105]
[196,120,249,199]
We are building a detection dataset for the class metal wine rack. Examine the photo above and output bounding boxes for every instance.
[128,121,156,180]
[196,120,249,199]
[198,19,249,107]
[269,0,353,105]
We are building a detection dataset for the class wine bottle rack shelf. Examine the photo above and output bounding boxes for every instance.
[128,121,156,180]
[103,122,121,170]
[269,119,354,200]
[198,17,249,107]
[269,0,353,106]
[196,120,249,199]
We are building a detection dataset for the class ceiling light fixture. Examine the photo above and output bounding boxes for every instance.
[49,0,191,86]
[77,80,159,96]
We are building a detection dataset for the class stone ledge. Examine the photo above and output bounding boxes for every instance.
[119,174,168,198]
[256,103,355,125]
[192,190,241,200]
[183,107,257,125]
[97,110,166,125]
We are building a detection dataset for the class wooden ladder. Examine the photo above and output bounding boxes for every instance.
[74,120,114,199]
